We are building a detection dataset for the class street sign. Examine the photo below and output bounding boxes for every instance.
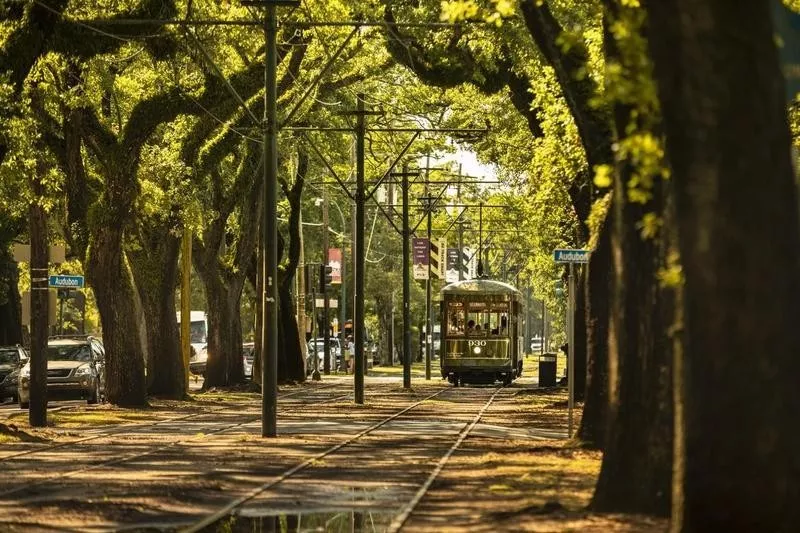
[48,275,85,289]
[12,244,65,263]
[554,249,590,263]
[316,299,338,308]
[413,238,430,280]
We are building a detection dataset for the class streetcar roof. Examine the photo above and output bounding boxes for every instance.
[440,278,521,296]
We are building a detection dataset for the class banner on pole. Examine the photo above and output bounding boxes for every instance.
[413,238,430,280]
[446,248,460,282]
[327,248,342,284]
[430,238,445,279]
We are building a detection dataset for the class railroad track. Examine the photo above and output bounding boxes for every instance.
[0,382,341,463]
[0,384,351,499]
[180,384,508,533]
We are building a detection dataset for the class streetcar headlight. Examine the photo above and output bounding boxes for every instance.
[473,346,482,355]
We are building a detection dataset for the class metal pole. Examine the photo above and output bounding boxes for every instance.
[262,4,278,438]
[322,186,331,375]
[567,263,575,438]
[525,284,532,357]
[58,291,65,335]
[402,166,412,390]
[354,93,366,404]
[340,218,347,374]
[311,279,320,381]
[541,301,546,354]
[387,178,395,367]
[181,227,191,392]
[457,222,464,281]
[424,157,432,381]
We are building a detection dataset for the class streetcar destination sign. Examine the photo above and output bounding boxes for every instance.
[49,275,85,289]
[553,249,590,263]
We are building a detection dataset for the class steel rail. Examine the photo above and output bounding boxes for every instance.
[387,385,507,532]
[180,387,449,533]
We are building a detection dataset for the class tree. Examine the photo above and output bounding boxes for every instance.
[643,0,800,529]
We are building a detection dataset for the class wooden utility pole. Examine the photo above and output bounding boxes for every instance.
[29,170,48,427]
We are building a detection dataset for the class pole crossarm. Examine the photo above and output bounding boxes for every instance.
[301,133,355,202]
[441,207,469,236]
[412,186,449,233]
[366,132,421,201]
[281,26,359,128]
[370,196,404,236]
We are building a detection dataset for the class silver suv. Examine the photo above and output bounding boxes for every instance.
[18,336,105,409]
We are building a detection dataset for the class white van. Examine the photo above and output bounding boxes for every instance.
[177,311,208,375]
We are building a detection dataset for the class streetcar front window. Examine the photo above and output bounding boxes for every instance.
[447,300,509,337]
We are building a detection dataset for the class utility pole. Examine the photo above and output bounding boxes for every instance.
[387,177,395,367]
[322,185,331,375]
[525,284,532,357]
[401,166,412,390]
[354,93,366,404]
[310,264,320,381]
[258,0,300,438]
[424,155,432,381]
[29,170,48,427]
[339,206,347,374]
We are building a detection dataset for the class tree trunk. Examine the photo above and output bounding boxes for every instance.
[590,4,673,514]
[278,274,305,383]
[0,246,22,346]
[578,216,611,448]
[591,173,673,516]
[197,267,245,389]
[86,226,147,406]
[644,1,800,530]
[130,231,185,398]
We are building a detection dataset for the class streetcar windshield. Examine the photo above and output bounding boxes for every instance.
[446,301,509,337]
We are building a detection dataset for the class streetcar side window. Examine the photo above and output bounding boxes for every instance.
[448,309,465,334]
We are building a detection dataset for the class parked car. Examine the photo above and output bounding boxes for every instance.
[17,336,105,409]
[0,345,28,402]
[306,338,341,374]
[242,342,254,379]
[189,344,208,376]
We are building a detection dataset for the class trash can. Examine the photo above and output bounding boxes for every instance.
[538,353,557,387]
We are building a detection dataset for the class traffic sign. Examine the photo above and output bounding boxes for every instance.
[554,249,590,263]
[48,275,84,289]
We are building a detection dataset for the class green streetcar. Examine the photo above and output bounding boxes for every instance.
[439,279,525,386]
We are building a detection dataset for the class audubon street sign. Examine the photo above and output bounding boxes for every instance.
[554,249,590,263]
[49,275,85,289]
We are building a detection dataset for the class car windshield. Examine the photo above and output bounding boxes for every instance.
[0,349,18,365]
[190,321,206,343]
[47,344,92,362]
